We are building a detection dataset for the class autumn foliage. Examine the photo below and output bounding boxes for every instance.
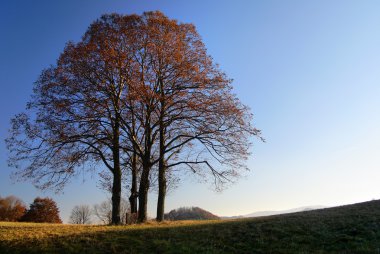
[6,11,261,224]
[0,196,26,222]
[20,197,62,223]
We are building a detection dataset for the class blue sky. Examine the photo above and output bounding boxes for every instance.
[1,0,380,223]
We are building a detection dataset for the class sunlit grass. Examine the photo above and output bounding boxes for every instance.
[1,200,380,253]
[0,220,223,242]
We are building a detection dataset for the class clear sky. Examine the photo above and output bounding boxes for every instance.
[1,0,380,223]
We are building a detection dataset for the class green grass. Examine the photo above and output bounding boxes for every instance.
[1,200,380,253]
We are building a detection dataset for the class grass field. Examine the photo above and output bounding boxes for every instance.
[1,200,380,253]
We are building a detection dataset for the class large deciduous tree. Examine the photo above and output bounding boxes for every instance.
[7,14,140,225]
[130,12,262,221]
[7,11,261,224]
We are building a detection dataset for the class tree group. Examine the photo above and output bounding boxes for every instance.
[0,196,62,223]
[0,196,26,222]
[7,11,261,224]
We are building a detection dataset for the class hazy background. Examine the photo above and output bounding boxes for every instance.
[1,0,380,222]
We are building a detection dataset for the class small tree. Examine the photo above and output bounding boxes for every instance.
[93,200,111,225]
[21,197,62,223]
[93,198,129,224]
[0,195,26,221]
[69,205,92,224]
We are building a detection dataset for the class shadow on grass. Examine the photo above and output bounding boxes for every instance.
[2,200,380,254]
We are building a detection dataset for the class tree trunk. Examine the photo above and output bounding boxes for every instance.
[111,170,121,224]
[111,115,121,225]
[129,107,139,214]
[129,151,138,214]
[138,159,150,223]
[137,104,152,223]
[157,81,166,222]
[156,160,166,221]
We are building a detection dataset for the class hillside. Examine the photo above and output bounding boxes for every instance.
[164,207,220,221]
[1,200,380,253]
[243,205,328,218]
[222,205,328,219]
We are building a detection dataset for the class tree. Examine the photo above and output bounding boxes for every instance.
[118,12,262,221]
[69,205,92,224]
[0,195,26,221]
[7,11,261,224]
[6,14,141,225]
[93,200,111,225]
[93,198,129,224]
[21,197,62,223]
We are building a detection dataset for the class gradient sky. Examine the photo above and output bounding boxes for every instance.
[1,0,380,223]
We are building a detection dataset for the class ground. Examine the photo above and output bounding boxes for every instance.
[1,200,380,253]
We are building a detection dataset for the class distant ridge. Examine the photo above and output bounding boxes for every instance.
[222,205,327,219]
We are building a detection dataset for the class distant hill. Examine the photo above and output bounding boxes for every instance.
[222,205,327,219]
[243,205,327,218]
[164,207,220,221]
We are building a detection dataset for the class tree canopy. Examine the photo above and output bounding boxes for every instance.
[20,197,62,223]
[0,196,26,222]
[7,11,261,224]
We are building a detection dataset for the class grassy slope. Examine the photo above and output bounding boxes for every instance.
[1,200,380,253]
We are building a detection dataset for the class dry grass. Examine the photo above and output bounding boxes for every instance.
[1,200,380,253]
[0,219,222,241]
